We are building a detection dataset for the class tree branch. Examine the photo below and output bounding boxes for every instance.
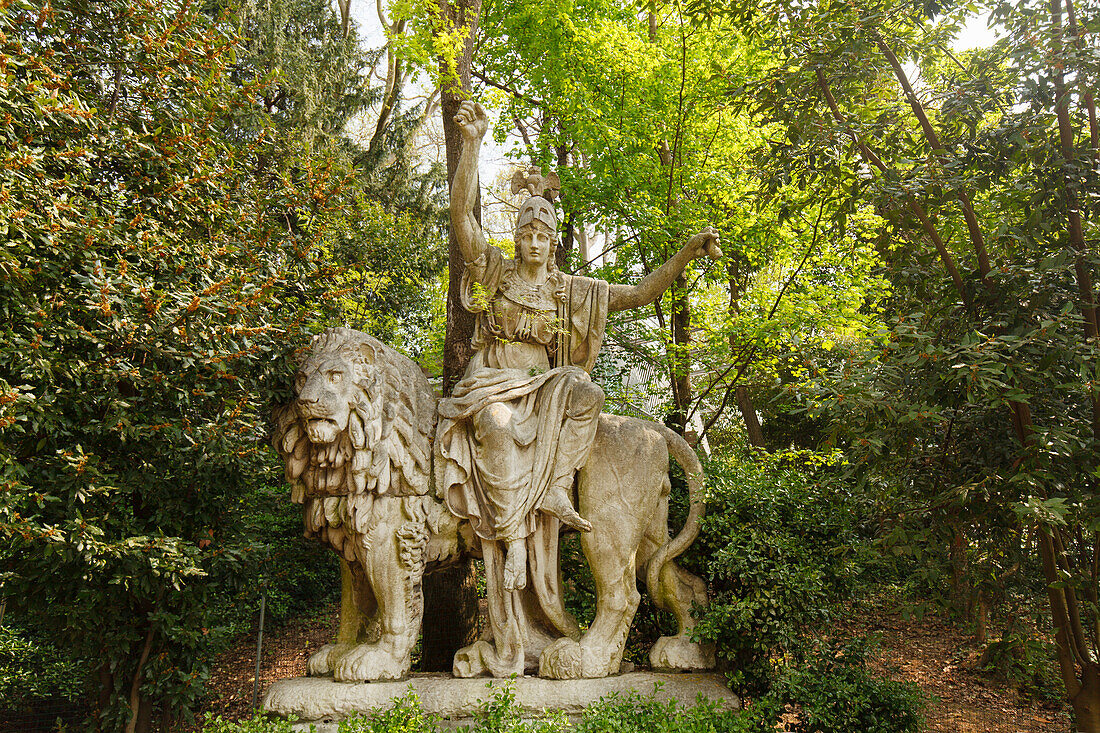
[814,67,971,307]
[875,33,992,284]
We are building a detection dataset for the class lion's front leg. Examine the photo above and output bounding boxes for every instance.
[308,558,377,675]
[332,495,425,682]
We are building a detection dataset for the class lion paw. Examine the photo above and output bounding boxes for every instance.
[649,634,715,671]
[538,638,615,679]
[308,643,355,676]
[332,643,410,682]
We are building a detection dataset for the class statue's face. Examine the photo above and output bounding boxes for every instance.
[515,224,553,268]
[294,353,356,445]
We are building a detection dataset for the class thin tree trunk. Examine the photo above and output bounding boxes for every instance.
[949,525,970,619]
[96,659,114,725]
[555,143,573,271]
[875,34,992,284]
[1045,4,1100,723]
[669,275,691,434]
[974,593,989,645]
[727,258,763,448]
[1052,0,1100,440]
[735,386,764,448]
[430,0,484,669]
[437,0,482,396]
[123,623,156,733]
[814,68,971,308]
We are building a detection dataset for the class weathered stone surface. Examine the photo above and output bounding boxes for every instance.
[263,672,739,730]
[274,329,720,683]
[269,102,725,686]
[650,634,717,672]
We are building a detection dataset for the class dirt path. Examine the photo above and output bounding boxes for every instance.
[200,607,339,724]
[835,604,1070,733]
[200,602,1072,732]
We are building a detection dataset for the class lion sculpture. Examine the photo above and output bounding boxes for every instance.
[274,327,714,681]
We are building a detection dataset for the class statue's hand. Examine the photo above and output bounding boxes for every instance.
[688,226,723,261]
[454,101,488,143]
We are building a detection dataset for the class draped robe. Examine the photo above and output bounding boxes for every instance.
[435,246,609,676]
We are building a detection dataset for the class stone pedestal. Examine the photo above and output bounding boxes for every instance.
[262,672,740,731]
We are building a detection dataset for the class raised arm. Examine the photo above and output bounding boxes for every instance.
[608,227,723,312]
[450,101,489,265]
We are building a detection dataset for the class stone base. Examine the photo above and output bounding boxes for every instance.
[263,672,739,731]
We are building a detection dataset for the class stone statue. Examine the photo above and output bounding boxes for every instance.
[274,327,716,681]
[271,102,722,683]
[440,101,721,677]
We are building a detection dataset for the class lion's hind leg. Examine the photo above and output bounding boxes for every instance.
[539,415,658,680]
[639,506,715,671]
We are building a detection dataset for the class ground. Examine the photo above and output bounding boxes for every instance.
[832,601,1069,733]
[199,601,1072,732]
[200,606,340,724]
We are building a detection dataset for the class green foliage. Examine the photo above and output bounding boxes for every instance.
[200,713,300,733]
[767,638,925,733]
[332,691,446,732]
[198,675,919,733]
[0,0,440,728]
[979,631,1063,704]
[0,624,85,711]
[199,685,762,733]
[573,689,758,733]
[690,451,874,694]
[682,0,1100,719]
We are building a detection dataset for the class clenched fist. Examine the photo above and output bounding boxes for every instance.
[454,101,488,143]
[687,226,723,261]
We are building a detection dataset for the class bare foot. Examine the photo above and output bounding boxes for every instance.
[542,485,592,532]
[503,538,527,591]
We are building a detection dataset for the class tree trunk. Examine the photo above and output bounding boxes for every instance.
[735,385,764,448]
[555,143,573,271]
[427,0,483,668]
[948,525,970,619]
[95,660,113,727]
[1073,668,1100,733]
[974,593,988,645]
[668,275,691,434]
[728,259,762,448]
[418,559,481,671]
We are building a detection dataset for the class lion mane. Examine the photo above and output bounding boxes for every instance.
[272,327,438,563]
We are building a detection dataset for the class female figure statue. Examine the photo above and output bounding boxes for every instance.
[437,101,721,677]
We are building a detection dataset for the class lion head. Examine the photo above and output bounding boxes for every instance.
[273,328,438,507]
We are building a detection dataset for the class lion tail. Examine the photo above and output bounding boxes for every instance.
[645,424,706,602]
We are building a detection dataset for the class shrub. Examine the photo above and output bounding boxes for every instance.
[200,713,299,733]
[690,451,874,695]
[335,691,448,733]
[574,689,757,733]
[200,685,762,733]
[979,631,1063,704]
[0,625,85,710]
[768,638,925,733]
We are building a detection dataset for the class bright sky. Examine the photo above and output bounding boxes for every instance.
[956,11,999,49]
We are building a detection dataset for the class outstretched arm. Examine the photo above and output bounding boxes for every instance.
[608,227,722,312]
[450,101,489,265]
